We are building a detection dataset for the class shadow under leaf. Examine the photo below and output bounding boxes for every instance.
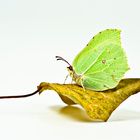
[50,105,93,122]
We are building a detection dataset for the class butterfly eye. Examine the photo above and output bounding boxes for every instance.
[67,66,73,71]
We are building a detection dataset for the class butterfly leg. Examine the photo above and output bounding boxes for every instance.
[70,74,75,84]
[64,74,69,84]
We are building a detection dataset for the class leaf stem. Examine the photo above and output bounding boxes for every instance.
[0,89,40,99]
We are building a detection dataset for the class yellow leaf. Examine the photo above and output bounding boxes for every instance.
[37,78,140,121]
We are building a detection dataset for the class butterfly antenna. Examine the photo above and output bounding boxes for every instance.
[55,56,71,66]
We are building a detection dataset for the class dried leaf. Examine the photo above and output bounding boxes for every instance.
[38,78,140,121]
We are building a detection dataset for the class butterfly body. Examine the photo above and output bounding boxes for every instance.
[67,66,82,85]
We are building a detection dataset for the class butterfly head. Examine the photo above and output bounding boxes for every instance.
[67,65,74,77]
[55,56,81,84]
[55,56,74,77]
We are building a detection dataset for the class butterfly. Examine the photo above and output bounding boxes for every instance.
[56,29,129,91]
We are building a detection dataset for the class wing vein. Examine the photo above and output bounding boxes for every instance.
[81,42,119,75]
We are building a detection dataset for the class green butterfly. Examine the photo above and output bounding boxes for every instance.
[56,29,129,91]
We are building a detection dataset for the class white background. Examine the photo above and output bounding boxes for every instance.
[0,0,140,140]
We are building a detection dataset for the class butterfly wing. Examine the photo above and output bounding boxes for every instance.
[72,29,129,91]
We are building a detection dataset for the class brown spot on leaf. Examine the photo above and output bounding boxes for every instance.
[104,85,107,88]
[102,60,106,64]
[111,75,117,82]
